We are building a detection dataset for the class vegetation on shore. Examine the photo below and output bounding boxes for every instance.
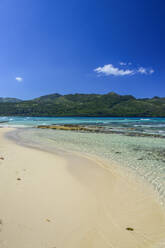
[0,92,165,117]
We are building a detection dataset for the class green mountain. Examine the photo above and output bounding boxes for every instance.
[0,97,22,103]
[0,92,165,117]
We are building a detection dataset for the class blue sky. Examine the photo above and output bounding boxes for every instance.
[0,0,164,99]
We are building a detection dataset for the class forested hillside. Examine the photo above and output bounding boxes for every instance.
[0,92,165,117]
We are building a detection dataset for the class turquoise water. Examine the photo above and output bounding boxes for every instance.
[1,116,165,136]
[3,116,165,205]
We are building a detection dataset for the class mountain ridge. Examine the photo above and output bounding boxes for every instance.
[0,97,22,103]
[0,92,165,117]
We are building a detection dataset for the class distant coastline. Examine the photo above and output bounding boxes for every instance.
[0,92,165,117]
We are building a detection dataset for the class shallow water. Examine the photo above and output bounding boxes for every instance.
[7,125,165,205]
[3,117,165,248]
[2,116,165,204]
[1,116,165,136]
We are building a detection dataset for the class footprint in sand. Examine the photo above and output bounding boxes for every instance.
[0,219,3,232]
[126,227,134,231]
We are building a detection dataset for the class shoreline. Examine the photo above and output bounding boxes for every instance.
[0,128,165,247]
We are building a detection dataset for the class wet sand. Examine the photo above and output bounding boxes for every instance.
[0,128,165,248]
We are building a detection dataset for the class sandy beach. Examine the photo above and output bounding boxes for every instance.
[0,128,165,248]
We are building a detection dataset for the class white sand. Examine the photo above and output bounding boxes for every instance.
[0,128,165,248]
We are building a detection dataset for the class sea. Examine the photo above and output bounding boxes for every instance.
[1,116,165,205]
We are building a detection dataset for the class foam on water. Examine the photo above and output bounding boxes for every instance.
[1,116,165,136]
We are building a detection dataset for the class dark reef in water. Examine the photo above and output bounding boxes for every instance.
[36,124,165,139]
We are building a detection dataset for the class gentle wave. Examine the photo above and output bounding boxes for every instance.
[1,116,165,137]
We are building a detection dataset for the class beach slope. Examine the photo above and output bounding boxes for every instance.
[0,128,165,248]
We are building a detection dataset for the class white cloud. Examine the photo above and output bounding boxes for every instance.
[137,67,154,75]
[15,77,23,82]
[94,64,134,76]
[119,62,132,66]
[149,69,154,74]
[119,62,127,66]
[94,63,154,77]
[138,67,147,74]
